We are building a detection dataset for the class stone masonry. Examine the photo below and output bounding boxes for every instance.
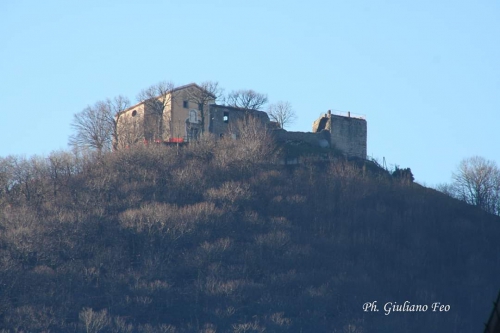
[208,105,270,138]
[312,110,367,159]
[116,82,367,158]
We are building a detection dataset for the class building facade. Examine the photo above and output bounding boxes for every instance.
[116,83,216,148]
[115,83,271,148]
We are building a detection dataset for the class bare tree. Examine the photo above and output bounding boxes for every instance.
[225,89,268,110]
[136,81,175,141]
[69,103,114,154]
[47,150,79,198]
[115,114,144,149]
[7,155,49,204]
[187,81,223,135]
[450,156,500,215]
[0,156,15,202]
[267,101,296,129]
[107,95,131,150]
[69,95,130,153]
[214,115,277,170]
[79,308,110,333]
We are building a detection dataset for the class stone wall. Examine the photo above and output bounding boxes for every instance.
[274,129,331,148]
[116,88,367,159]
[328,115,367,159]
[208,105,270,137]
[311,111,367,159]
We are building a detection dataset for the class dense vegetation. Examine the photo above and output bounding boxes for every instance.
[1,135,499,332]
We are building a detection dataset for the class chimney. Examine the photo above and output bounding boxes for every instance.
[348,111,351,118]
[328,110,331,117]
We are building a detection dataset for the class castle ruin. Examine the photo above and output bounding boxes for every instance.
[313,110,367,159]
[115,83,367,159]
[275,110,367,159]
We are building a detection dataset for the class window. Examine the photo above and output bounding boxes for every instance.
[183,100,189,108]
[223,112,229,123]
[198,103,203,111]
[131,110,137,117]
[189,110,198,123]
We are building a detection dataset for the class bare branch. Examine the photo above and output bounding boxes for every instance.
[186,81,223,134]
[267,101,296,129]
[69,103,113,154]
[226,89,268,110]
[137,81,175,140]
[451,156,500,215]
[109,95,131,116]
[215,115,277,170]
[197,81,224,102]
[116,114,144,149]
[137,81,175,113]
[106,95,131,150]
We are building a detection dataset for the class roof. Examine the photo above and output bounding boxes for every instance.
[173,82,216,97]
[116,83,216,117]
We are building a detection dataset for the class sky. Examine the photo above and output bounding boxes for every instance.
[1,0,499,187]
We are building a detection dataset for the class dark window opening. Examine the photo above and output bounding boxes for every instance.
[198,103,203,111]
[131,110,137,117]
[223,112,229,123]
[219,133,224,138]
[183,101,189,108]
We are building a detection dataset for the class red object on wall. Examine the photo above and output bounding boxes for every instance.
[169,138,184,143]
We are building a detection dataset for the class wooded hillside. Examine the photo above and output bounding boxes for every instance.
[1,136,499,332]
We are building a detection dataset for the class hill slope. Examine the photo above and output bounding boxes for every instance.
[1,141,499,332]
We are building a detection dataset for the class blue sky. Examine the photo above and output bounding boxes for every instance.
[1,0,499,187]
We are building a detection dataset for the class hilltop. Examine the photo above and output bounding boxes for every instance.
[0,137,499,332]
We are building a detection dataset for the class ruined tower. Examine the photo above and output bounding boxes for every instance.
[313,110,367,159]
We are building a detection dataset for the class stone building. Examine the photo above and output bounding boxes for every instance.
[115,83,269,147]
[312,110,367,159]
[275,110,367,159]
[208,105,270,138]
[115,83,214,147]
[115,82,367,159]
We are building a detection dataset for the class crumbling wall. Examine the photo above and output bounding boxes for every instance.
[312,116,330,133]
[209,105,270,138]
[329,115,367,159]
[274,129,331,148]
